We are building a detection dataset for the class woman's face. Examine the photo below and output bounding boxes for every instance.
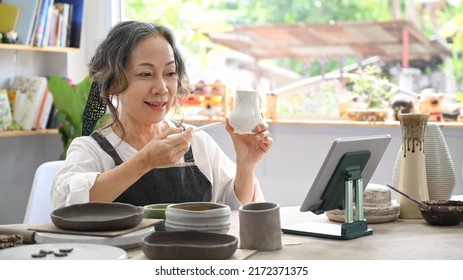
[120,35,178,127]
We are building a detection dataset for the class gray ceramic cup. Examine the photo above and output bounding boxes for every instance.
[238,202,282,251]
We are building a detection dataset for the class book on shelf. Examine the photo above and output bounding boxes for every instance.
[0,3,20,33]
[2,0,82,48]
[11,76,49,131]
[53,9,63,47]
[34,87,54,130]
[28,0,44,46]
[6,89,17,117]
[42,4,58,47]
[45,103,59,128]
[55,0,82,48]
[43,2,71,47]
[3,0,41,45]
[53,2,72,47]
[32,0,53,47]
[0,90,13,131]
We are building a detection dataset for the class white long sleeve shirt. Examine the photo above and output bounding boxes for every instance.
[52,122,265,210]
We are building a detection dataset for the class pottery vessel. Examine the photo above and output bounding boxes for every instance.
[396,113,429,219]
[239,202,282,251]
[418,200,463,226]
[143,203,173,231]
[164,202,231,233]
[143,203,172,219]
[229,90,263,134]
[141,231,238,260]
[392,123,456,200]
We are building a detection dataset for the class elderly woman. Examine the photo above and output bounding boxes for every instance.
[52,21,273,210]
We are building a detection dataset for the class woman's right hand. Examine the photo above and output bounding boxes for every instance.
[141,127,193,168]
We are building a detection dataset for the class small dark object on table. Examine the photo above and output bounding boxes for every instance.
[418,200,463,226]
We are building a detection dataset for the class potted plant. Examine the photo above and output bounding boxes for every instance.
[345,65,395,121]
[47,76,91,159]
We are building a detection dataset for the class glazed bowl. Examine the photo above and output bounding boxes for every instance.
[143,203,173,231]
[418,200,463,226]
[164,202,231,233]
[143,203,172,220]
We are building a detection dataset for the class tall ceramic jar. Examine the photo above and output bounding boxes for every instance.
[421,124,455,199]
[396,113,429,219]
[392,123,456,200]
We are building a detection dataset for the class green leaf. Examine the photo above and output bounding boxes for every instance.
[48,76,92,158]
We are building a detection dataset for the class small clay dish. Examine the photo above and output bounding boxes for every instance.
[418,200,463,226]
[143,203,173,231]
[51,202,144,231]
[141,231,237,260]
[143,203,172,220]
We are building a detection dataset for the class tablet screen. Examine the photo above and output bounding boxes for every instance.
[299,134,392,213]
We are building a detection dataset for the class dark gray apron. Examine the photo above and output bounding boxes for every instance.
[90,131,212,206]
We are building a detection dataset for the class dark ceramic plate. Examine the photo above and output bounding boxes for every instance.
[51,202,144,231]
[141,231,238,260]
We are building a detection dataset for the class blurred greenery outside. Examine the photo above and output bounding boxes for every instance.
[122,0,463,119]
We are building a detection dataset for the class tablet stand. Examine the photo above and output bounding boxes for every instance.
[282,151,373,240]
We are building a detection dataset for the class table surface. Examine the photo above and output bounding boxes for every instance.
[247,206,463,260]
[127,204,463,260]
[3,204,463,260]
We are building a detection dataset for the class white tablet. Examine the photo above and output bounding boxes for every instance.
[299,134,392,214]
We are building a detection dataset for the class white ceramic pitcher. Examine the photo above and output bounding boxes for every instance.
[229,90,263,134]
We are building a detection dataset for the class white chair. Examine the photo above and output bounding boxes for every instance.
[23,160,64,224]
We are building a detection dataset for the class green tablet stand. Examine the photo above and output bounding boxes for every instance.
[282,151,373,240]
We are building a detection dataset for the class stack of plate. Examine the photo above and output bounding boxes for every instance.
[326,183,400,224]
[37,202,153,249]
[34,227,154,250]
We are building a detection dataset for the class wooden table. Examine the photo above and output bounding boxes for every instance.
[2,205,462,260]
[127,205,463,260]
[250,206,463,260]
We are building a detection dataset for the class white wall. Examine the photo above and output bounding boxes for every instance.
[205,123,463,207]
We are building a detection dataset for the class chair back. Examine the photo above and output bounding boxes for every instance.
[23,160,64,224]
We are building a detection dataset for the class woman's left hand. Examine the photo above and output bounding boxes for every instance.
[225,118,273,165]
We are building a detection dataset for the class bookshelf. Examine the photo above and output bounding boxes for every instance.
[0,0,85,223]
[0,0,85,135]
[0,128,58,138]
[0,0,110,225]
[0,43,78,136]
[0,43,79,53]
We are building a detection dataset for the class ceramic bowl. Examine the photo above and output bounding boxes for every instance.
[164,202,231,233]
[143,203,173,231]
[418,200,463,226]
[143,203,172,220]
[141,231,238,260]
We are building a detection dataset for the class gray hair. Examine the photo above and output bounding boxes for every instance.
[85,21,189,137]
